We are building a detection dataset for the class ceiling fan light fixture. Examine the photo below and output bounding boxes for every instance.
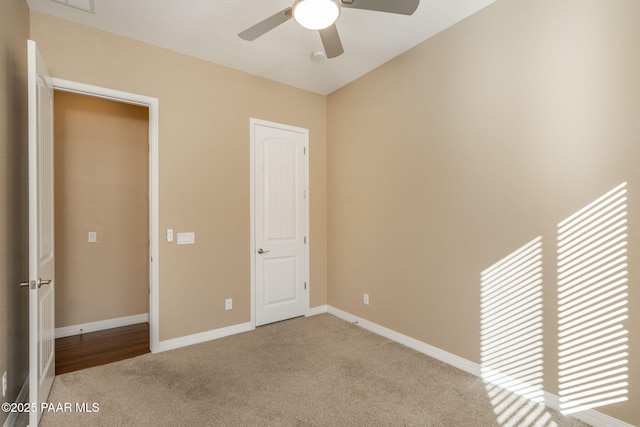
[293,0,341,30]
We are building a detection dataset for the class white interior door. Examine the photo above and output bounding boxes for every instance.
[252,119,309,326]
[27,39,55,426]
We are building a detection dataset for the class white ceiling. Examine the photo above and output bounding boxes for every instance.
[26,0,496,95]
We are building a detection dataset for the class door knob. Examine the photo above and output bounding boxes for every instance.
[257,248,270,254]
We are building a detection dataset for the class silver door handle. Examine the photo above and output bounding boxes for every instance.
[37,278,52,288]
[257,248,270,254]
[19,278,51,289]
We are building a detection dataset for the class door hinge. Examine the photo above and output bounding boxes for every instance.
[304,282,307,290]
[304,147,306,155]
[304,236,307,244]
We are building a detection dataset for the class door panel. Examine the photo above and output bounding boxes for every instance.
[264,256,298,306]
[253,120,308,326]
[264,140,297,240]
[28,39,55,426]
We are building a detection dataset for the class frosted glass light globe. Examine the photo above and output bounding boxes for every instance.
[293,0,341,30]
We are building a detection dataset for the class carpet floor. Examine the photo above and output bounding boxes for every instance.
[26,314,589,426]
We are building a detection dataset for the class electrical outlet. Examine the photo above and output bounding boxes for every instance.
[363,293,369,305]
[225,298,233,310]
[2,371,7,398]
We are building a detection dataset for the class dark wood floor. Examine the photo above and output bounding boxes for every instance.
[55,323,150,375]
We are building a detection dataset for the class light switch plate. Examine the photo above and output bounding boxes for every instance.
[177,232,195,245]
[167,229,174,243]
[88,231,97,243]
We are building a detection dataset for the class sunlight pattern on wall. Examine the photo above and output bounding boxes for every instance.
[481,237,556,427]
[557,182,629,414]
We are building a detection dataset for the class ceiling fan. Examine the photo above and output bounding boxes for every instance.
[238,0,420,59]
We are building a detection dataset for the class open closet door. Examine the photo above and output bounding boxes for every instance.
[27,39,56,427]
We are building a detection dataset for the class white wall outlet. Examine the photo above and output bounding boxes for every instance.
[363,293,369,305]
[167,229,174,243]
[88,231,97,243]
[225,298,233,310]
[2,371,7,398]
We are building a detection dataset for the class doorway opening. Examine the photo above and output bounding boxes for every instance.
[50,78,160,370]
[53,90,150,373]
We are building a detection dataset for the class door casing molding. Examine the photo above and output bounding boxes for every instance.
[51,77,160,353]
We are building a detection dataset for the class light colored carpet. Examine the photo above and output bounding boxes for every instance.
[25,314,589,426]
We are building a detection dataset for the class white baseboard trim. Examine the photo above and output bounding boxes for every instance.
[543,391,633,427]
[156,306,328,354]
[326,305,634,427]
[328,305,480,376]
[306,305,328,317]
[55,313,149,339]
[2,375,29,427]
[156,321,253,353]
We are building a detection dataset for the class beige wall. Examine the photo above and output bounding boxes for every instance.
[54,91,149,328]
[30,11,328,340]
[26,0,638,424]
[0,0,30,423]
[327,0,639,424]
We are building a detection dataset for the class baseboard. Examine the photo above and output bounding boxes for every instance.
[306,305,328,317]
[2,375,28,427]
[55,313,149,339]
[327,306,480,377]
[326,305,634,427]
[156,321,253,353]
[157,307,328,354]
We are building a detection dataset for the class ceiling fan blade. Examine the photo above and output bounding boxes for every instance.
[319,24,344,59]
[238,7,293,41]
[340,0,419,15]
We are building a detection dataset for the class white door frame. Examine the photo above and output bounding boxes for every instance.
[249,118,310,327]
[51,78,160,353]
